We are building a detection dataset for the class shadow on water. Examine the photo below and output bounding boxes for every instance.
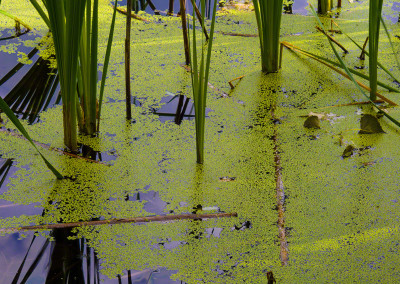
[152,92,211,124]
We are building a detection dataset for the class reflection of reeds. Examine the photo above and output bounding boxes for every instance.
[4,56,59,124]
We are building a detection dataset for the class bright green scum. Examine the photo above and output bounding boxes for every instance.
[0,0,400,283]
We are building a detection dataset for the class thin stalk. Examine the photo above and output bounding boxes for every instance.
[369,0,384,100]
[125,0,132,120]
[318,0,332,14]
[98,0,119,132]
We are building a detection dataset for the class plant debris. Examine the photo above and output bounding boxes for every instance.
[359,114,385,134]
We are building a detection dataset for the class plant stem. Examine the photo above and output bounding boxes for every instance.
[179,0,190,65]
[125,0,132,120]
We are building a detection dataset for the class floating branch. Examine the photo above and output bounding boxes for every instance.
[113,4,151,22]
[315,26,348,53]
[228,75,245,89]
[0,212,238,233]
[217,31,258,37]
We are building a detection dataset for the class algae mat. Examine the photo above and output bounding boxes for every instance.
[0,0,400,282]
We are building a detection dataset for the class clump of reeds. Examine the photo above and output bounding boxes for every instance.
[189,0,217,163]
[253,0,284,73]
[29,0,118,152]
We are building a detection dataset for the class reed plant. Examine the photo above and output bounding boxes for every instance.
[189,0,217,164]
[253,0,284,73]
[318,0,332,14]
[369,0,384,101]
[29,0,118,152]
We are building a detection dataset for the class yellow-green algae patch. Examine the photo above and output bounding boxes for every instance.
[1,0,400,282]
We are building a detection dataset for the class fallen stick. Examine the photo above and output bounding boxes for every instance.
[228,75,245,89]
[113,5,151,22]
[359,36,369,60]
[217,31,258,37]
[316,26,348,53]
[0,212,238,233]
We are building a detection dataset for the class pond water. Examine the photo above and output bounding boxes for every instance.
[1,0,400,283]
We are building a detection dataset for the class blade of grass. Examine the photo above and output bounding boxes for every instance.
[281,41,399,93]
[28,0,50,27]
[0,98,63,178]
[97,0,118,132]
[310,4,400,128]
[332,20,400,85]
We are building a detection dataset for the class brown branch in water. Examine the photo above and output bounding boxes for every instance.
[0,128,108,165]
[315,26,348,53]
[0,212,238,233]
[114,5,151,22]
[181,64,229,97]
[359,36,369,60]
[281,42,397,106]
[228,75,245,89]
[217,31,258,37]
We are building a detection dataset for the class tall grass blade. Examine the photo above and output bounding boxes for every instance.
[369,0,384,100]
[98,0,118,132]
[332,20,400,85]
[28,0,50,27]
[310,4,400,128]
[380,18,400,76]
[0,98,63,178]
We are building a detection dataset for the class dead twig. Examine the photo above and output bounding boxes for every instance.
[359,36,369,60]
[114,5,151,22]
[228,75,245,89]
[316,26,348,53]
[0,212,238,233]
[217,31,258,37]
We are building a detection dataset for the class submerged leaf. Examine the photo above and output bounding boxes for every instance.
[303,115,320,129]
[359,114,385,134]
[342,145,355,158]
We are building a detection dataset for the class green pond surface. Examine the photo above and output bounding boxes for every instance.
[1,0,400,283]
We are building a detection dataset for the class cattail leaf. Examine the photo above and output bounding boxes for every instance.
[0,97,63,179]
